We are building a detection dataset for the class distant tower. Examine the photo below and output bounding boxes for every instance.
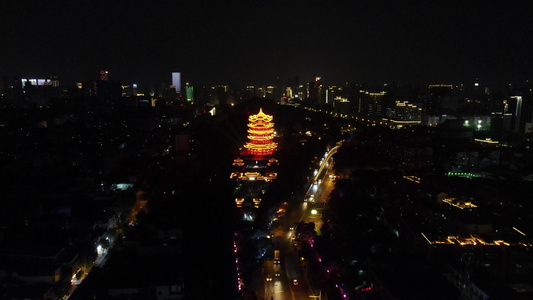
[100,70,109,81]
[308,77,322,105]
[172,72,181,94]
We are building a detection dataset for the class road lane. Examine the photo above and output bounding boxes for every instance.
[256,142,342,299]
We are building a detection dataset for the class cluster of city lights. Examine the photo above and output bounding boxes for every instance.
[230,171,277,181]
[446,172,481,178]
[403,175,421,184]
[442,197,478,209]
[421,233,533,247]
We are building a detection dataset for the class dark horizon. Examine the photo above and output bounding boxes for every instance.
[2,1,533,88]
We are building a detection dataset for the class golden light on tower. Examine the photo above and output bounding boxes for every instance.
[243,108,277,157]
[231,108,278,211]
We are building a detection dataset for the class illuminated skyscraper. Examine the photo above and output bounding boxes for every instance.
[185,82,194,102]
[172,72,181,94]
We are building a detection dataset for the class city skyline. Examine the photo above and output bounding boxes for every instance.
[2,1,533,88]
[3,2,533,298]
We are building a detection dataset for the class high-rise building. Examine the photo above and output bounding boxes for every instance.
[296,84,306,100]
[194,85,211,106]
[325,86,343,104]
[286,75,300,100]
[17,76,61,107]
[20,77,60,88]
[213,85,229,106]
[185,82,194,102]
[265,86,276,99]
[172,72,181,94]
[307,77,322,105]
[394,101,422,121]
[358,90,386,117]
[121,83,139,97]
[284,87,293,99]
[507,95,533,134]
[333,97,350,115]
[426,84,456,115]
[244,86,257,99]
[491,111,513,138]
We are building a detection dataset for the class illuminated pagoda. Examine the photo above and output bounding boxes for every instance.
[231,108,278,216]
[243,108,277,158]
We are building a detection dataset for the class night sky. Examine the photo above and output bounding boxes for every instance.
[2,1,533,88]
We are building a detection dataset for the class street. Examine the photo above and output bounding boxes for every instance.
[253,143,341,300]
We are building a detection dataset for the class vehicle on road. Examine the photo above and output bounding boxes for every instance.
[266,274,272,282]
[292,279,299,286]
[274,250,280,264]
